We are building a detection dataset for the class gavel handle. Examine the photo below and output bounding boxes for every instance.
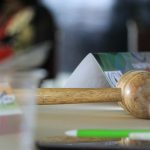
[35,88,121,105]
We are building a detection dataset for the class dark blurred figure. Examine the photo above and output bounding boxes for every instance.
[0,0,58,79]
[59,0,150,72]
[133,0,150,51]
[102,0,150,52]
[97,0,131,52]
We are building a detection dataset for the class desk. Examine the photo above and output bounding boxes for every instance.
[35,102,150,148]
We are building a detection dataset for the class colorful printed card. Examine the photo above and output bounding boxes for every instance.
[93,52,150,87]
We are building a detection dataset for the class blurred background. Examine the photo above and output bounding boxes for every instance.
[0,0,150,87]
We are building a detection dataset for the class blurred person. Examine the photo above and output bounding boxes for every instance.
[95,0,150,52]
[133,0,150,51]
[0,0,58,79]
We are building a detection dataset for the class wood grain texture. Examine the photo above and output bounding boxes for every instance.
[36,88,121,105]
[117,70,150,119]
[14,71,150,119]
[37,136,120,143]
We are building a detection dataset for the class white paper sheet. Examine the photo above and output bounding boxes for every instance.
[64,53,110,88]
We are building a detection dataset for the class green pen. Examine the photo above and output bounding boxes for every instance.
[65,129,150,138]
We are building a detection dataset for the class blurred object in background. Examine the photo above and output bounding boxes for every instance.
[0,0,150,88]
[0,0,58,80]
[42,0,130,73]
[127,0,150,52]
[42,0,150,74]
[134,0,150,52]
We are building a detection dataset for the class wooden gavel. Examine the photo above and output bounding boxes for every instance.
[16,70,150,119]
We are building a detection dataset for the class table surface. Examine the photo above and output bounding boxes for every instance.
[35,102,150,147]
[0,102,149,150]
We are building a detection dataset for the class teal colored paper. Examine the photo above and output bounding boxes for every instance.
[93,52,150,87]
[93,52,133,73]
[93,52,150,73]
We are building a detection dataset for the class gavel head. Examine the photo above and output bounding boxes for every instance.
[117,70,150,119]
